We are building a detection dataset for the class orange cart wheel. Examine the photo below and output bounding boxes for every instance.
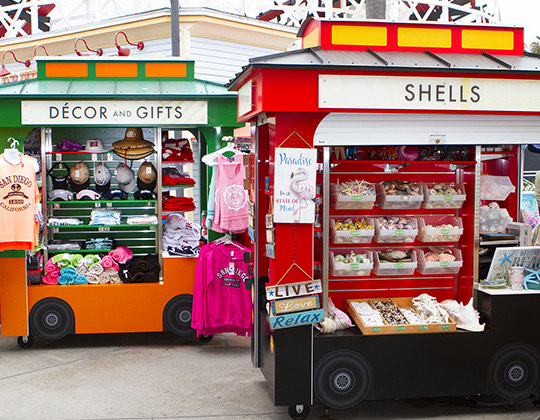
[29,297,75,341]
[163,294,196,337]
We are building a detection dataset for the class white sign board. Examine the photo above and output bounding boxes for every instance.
[266,279,322,301]
[319,75,540,112]
[21,100,208,125]
[273,147,317,224]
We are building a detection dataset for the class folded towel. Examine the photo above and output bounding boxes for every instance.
[76,265,88,276]
[109,246,133,264]
[104,268,121,283]
[42,271,59,285]
[98,271,111,284]
[88,263,104,276]
[101,255,119,271]
[45,258,58,274]
[82,254,100,267]
[134,259,149,272]
[71,254,84,267]
[73,274,88,284]
[52,253,73,268]
[59,267,77,285]
[87,274,100,284]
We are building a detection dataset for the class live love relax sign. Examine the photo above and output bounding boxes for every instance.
[21,100,208,125]
[319,75,540,112]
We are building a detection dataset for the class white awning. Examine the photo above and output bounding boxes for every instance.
[313,113,540,146]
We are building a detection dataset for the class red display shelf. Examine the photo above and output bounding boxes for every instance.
[163,160,194,163]
[332,159,477,165]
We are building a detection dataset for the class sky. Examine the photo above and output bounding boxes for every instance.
[499,0,540,45]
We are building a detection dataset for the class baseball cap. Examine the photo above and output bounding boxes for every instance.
[102,189,128,200]
[76,189,101,201]
[116,163,135,192]
[137,162,157,191]
[50,189,74,201]
[85,139,105,153]
[69,162,90,192]
[134,189,157,200]
[94,163,111,193]
[48,162,70,190]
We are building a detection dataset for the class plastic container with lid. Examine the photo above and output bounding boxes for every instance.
[374,217,418,243]
[330,217,374,244]
[375,183,423,210]
[417,216,464,243]
[416,248,463,275]
[372,249,417,276]
[330,250,373,277]
[421,183,466,209]
[480,175,515,201]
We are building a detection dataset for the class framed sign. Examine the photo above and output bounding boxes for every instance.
[486,246,540,283]
[273,147,317,223]
[266,279,322,301]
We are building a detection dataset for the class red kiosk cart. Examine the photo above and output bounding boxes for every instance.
[229,18,540,419]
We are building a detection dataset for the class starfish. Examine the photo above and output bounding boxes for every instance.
[497,251,514,266]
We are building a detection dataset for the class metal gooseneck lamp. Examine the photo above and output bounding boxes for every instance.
[0,50,31,77]
[74,38,104,56]
[114,31,144,56]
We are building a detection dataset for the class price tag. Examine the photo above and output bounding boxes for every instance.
[397,325,406,332]
[351,231,361,236]
[352,195,362,201]
[371,327,381,332]
[350,263,359,269]
[441,324,450,330]
[441,229,450,235]
[419,325,428,331]
[444,195,453,200]
[440,262,449,267]
[395,229,404,235]
[394,262,404,268]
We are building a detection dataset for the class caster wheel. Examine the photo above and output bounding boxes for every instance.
[196,334,213,343]
[288,404,310,420]
[163,294,196,336]
[488,343,540,402]
[29,297,74,341]
[17,335,34,349]
[315,350,372,410]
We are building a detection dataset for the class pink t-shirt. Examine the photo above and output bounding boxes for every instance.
[212,155,248,233]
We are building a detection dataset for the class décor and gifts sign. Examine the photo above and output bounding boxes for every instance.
[273,147,317,223]
[21,100,208,125]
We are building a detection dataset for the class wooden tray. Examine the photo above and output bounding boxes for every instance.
[345,297,457,336]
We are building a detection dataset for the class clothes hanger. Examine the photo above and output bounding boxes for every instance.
[3,137,40,172]
[202,137,244,166]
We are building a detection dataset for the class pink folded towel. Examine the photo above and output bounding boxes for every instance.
[44,258,58,274]
[109,246,133,264]
[101,255,119,271]
[42,271,59,285]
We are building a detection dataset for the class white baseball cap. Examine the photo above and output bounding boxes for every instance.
[85,139,105,153]
[94,163,111,193]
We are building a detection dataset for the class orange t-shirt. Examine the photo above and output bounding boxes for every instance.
[0,153,39,250]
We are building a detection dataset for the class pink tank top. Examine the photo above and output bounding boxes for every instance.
[212,154,248,233]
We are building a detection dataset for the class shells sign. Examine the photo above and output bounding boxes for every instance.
[273,147,317,223]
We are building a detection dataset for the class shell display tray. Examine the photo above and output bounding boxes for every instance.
[345,297,457,335]
[330,218,375,244]
[375,183,423,210]
[330,250,373,277]
[421,184,466,209]
[330,183,376,210]
[372,250,417,276]
[416,248,463,275]
[417,216,463,243]
[374,217,418,243]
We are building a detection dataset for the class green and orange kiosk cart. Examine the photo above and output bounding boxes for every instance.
[229,17,540,419]
[0,57,241,347]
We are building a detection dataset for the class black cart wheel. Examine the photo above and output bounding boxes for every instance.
[29,297,75,341]
[17,335,34,349]
[288,404,310,420]
[315,350,372,409]
[163,294,196,336]
[196,334,213,343]
[488,343,540,402]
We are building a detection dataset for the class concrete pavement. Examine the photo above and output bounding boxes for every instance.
[0,331,538,420]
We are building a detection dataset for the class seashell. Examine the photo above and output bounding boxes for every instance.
[439,253,456,262]
[424,252,439,262]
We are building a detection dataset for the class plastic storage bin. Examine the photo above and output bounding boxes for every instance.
[375,183,423,210]
[421,183,466,209]
[330,250,373,277]
[372,249,417,276]
[417,216,464,243]
[374,217,418,243]
[480,175,515,201]
[330,182,376,210]
[479,207,512,233]
[330,218,374,244]
[416,248,463,275]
